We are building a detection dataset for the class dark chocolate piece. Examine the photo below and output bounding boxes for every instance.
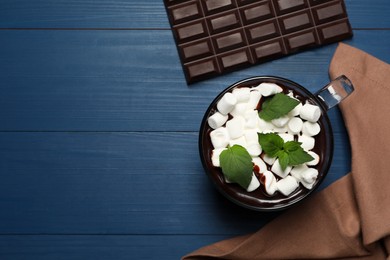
[164,0,353,84]
[179,39,214,62]
[202,0,236,14]
[246,20,280,43]
[251,39,286,61]
[212,29,247,53]
[240,2,274,24]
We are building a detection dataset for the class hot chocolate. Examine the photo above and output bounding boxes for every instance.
[199,76,333,211]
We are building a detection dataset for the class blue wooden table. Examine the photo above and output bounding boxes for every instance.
[0,1,389,259]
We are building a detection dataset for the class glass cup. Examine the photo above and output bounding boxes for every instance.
[199,75,354,211]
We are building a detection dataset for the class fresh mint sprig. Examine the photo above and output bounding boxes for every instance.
[258,133,314,170]
[219,145,253,189]
[259,93,300,121]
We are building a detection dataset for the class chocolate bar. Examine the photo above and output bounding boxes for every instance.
[164,0,353,84]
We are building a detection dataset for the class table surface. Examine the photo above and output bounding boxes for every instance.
[0,1,389,259]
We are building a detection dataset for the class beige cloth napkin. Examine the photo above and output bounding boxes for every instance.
[183,43,390,259]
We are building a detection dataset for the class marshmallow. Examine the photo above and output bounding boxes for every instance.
[279,133,294,143]
[272,116,290,128]
[302,168,318,183]
[232,87,250,102]
[300,168,319,189]
[252,157,267,174]
[273,125,288,133]
[244,129,259,145]
[300,103,321,122]
[306,151,320,166]
[255,82,283,96]
[271,159,292,178]
[229,136,247,148]
[263,154,276,165]
[210,127,230,149]
[246,174,261,192]
[247,143,262,157]
[246,90,262,110]
[258,118,274,132]
[211,148,227,167]
[230,102,247,117]
[244,110,259,129]
[208,112,228,129]
[217,92,237,115]
[288,117,303,134]
[290,164,309,182]
[288,102,303,117]
[302,121,321,136]
[298,135,315,151]
[226,116,245,139]
[262,170,277,195]
[276,175,299,196]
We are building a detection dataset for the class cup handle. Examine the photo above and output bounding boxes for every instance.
[315,75,354,111]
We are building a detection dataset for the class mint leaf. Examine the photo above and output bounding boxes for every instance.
[277,151,289,170]
[219,145,253,189]
[283,141,301,153]
[288,146,314,166]
[258,133,314,169]
[261,98,272,111]
[259,93,300,121]
[258,133,283,157]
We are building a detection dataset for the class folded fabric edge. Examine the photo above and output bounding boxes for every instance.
[329,42,390,246]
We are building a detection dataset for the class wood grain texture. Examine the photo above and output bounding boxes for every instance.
[0,131,350,234]
[0,235,230,260]
[0,0,169,29]
[0,30,389,132]
[1,0,388,258]
[0,0,389,29]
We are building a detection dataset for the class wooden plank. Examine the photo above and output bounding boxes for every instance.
[0,234,229,260]
[0,0,389,29]
[0,131,350,234]
[0,0,170,29]
[0,30,389,132]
